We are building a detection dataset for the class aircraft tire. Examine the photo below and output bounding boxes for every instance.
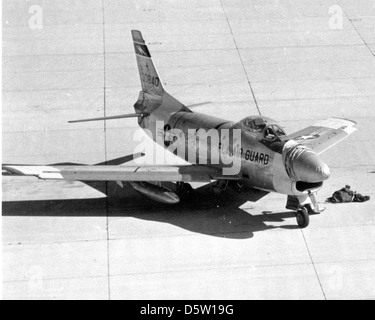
[296,207,310,228]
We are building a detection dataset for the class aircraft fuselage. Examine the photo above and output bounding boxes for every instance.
[138,107,327,198]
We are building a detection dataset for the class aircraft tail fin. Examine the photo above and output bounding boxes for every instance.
[132,30,164,97]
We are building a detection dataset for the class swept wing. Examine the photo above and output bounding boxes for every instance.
[286,118,357,155]
[3,164,240,183]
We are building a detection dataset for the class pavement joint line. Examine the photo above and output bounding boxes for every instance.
[3,274,110,284]
[3,87,375,95]
[343,11,375,58]
[4,60,374,74]
[0,262,329,284]
[4,258,375,284]
[3,43,374,58]
[8,14,366,29]
[4,221,375,247]
[4,29,365,37]
[3,19,233,28]
[240,96,375,102]
[4,96,374,112]
[219,0,262,116]
[4,75,375,93]
[100,0,111,300]
[107,258,375,278]
[6,16,362,28]
[6,68,375,81]
[3,230,286,246]
[300,229,327,300]
[6,73,375,92]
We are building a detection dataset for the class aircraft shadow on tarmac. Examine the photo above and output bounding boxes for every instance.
[2,180,298,239]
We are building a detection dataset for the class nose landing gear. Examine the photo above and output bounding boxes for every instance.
[286,192,322,228]
[295,207,310,228]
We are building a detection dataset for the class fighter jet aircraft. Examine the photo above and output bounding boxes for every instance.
[3,30,357,228]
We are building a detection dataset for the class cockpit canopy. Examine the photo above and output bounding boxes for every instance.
[235,116,286,142]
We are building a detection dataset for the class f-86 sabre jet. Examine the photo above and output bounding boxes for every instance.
[3,30,357,228]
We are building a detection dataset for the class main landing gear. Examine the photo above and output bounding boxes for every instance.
[212,180,229,195]
[286,192,322,229]
[175,182,194,199]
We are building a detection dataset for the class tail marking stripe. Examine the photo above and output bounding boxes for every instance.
[134,43,151,58]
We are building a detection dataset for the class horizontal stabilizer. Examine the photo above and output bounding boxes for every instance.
[68,113,148,123]
[187,102,212,108]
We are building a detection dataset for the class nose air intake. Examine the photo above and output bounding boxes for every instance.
[283,141,331,183]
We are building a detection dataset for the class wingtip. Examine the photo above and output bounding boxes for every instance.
[331,117,357,126]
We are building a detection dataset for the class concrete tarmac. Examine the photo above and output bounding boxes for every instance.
[2,0,375,299]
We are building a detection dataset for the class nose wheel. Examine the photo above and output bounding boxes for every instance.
[295,207,310,228]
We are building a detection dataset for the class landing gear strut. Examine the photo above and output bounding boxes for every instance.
[212,180,229,195]
[175,182,193,199]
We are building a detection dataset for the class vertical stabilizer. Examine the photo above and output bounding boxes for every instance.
[132,30,164,97]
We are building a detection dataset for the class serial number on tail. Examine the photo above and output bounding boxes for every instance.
[142,74,160,87]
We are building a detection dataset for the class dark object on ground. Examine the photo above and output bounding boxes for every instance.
[327,185,370,203]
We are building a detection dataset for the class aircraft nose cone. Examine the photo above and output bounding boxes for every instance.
[284,143,331,182]
[317,163,331,180]
[294,154,331,182]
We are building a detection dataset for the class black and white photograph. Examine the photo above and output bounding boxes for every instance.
[2,0,375,301]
